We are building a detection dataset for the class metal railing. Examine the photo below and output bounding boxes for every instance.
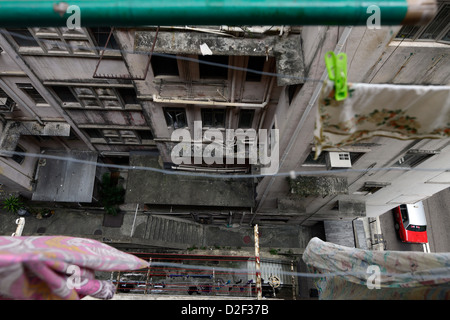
[109,252,262,298]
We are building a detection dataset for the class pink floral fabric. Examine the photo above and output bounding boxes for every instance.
[0,236,149,300]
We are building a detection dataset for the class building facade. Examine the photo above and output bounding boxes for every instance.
[0,2,449,226]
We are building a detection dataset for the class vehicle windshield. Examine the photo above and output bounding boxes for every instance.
[406,225,426,232]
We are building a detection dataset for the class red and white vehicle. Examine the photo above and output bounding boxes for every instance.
[393,201,428,244]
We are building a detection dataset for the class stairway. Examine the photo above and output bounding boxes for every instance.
[144,215,205,248]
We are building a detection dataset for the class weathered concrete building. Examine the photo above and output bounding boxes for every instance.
[0,2,449,227]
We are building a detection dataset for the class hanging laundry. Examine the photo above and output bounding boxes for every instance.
[303,237,450,299]
[314,81,450,158]
[0,236,149,300]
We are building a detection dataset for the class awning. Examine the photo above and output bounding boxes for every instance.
[32,150,98,203]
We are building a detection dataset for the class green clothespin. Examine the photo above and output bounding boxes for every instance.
[325,51,348,101]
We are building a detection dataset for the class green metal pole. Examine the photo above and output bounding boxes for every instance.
[0,0,432,28]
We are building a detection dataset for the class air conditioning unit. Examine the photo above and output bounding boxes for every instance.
[0,97,15,113]
[326,152,352,169]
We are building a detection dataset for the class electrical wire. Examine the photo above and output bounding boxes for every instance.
[1,149,450,180]
[107,260,450,290]
[0,28,449,181]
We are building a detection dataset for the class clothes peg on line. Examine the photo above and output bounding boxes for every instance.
[325,51,348,101]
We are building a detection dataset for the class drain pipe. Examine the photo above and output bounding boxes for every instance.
[153,94,268,109]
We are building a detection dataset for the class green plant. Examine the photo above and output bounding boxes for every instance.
[98,172,125,215]
[2,196,23,214]
[269,248,280,255]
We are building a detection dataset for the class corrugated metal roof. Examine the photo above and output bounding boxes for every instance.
[32,150,97,203]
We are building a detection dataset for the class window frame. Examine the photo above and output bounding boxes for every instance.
[245,56,267,82]
[395,2,450,44]
[393,150,438,168]
[197,55,230,80]
[151,53,180,78]
[16,83,48,105]
[11,145,26,165]
[83,128,154,145]
[6,27,118,56]
[163,107,188,129]
[354,182,391,195]
[201,108,227,128]
[238,109,255,128]
[0,88,16,112]
[52,85,140,110]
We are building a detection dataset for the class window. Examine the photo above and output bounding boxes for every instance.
[303,151,364,166]
[7,28,99,55]
[303,151,327,166]
[201,108,226,127]
[395,3,450,43]
[163,108,187,129]
[288,84,303,105]
[117,88,139,105]
[245,56,266,82]
[66,86,137,109]
[151,54,179,77]
[6,28,39,47]
[136,130,154,141]
[238,109,255,128]
[83,128,153,144]
[393,150,437,167]
[90,27,119,50]
[84,129,102,139]
[354,182,390,195]
[349,152,364,164]
[12,145,25,165]
[198,55,229,79]
[418,3,449,41]
[66,129,79,141]
[17,83,47,104]
[0,88,15,112]
[51,86,77,103]
[407,225,427,232]
[400,204,408,222]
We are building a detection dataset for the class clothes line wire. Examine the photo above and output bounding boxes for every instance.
[1,149,450,180]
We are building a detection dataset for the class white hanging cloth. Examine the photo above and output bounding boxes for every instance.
[314,81,450,158]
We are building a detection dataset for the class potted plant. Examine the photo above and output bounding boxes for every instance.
[2,195,29,216]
